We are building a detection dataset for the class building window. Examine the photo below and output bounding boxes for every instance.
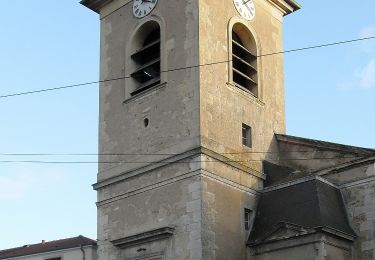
[244,208,253,231]
[231,23,258,96]
[130,22,161,96]
[242,123,252,148]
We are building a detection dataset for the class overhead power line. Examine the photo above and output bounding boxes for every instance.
[0,35,374,99]
[0,150,367,156]
[0,76,125,99]
[0,156,363,164]
[260,36,375,57]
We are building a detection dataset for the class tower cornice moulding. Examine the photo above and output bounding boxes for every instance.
[80,0,114,13]
[267,0,301,15]
[80,0,300,15]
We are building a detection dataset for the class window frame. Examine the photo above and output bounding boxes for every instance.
[227,18,263,101]
[244,208,254,231]
[130,26,161,96]
[242,123,252,148]
[45,257,62,260]
[232,31,257,95]
[125,17,167,100]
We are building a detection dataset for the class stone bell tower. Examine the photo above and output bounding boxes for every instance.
[81,0,299,259]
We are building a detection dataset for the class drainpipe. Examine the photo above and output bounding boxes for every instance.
[80,244,86,260]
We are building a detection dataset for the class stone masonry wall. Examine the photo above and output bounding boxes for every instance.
[342,175,375,260]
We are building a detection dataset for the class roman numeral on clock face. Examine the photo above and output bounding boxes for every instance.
[133,0,158,19]
[233,0,256,21]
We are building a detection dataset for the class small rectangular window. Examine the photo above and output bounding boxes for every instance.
[242,123,252,148]
[244,208,253,231]
[45,257,61,260]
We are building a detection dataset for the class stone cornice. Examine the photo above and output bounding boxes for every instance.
[267,0,301,15]
[80,0,114,13]
[93,146,265,191]
[111,227,175,248]
[80,0,300,15]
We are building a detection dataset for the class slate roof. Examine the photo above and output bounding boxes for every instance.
[0,236,96,259]
[248,178,356,245]
[263,161,303,187]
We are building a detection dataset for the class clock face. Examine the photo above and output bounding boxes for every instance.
[233,0,255,21]
[133,0,158,19]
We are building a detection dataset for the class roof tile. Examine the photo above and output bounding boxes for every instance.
[0,236,96,259]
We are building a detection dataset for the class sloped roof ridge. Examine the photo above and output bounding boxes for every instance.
[0,235,96,259]
[276,134,375,155]
[314,181,357,237]
[315,154,375,176]
[43,235,95,245]
[0,248,23,257]
[313,179,323,227]
[262,174,338,193]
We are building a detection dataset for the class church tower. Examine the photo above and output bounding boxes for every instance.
[81,0,300,259]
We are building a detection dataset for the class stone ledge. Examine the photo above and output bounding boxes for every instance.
[80,0,114,13]
[123,82,168,105]
[267,0,301,15]
[111,227,175,248]
[94,146,265,191]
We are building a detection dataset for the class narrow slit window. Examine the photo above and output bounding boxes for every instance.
[232,24,258,97]
[244,208,253,231]
[242,123,252,148]
[131,25,161,96]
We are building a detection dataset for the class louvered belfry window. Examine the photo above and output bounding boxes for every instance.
[232,28,258,97]
[130,26,161,96]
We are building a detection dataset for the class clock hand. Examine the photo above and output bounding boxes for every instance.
[243,2,252,13]
[241,0,253,14]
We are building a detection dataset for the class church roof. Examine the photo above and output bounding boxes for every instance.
[0,236,96,259]
[262,161,302,186]
[276,134,375,156]
[248,177,356,246]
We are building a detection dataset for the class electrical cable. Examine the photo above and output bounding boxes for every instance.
[0,150,369,156]
[1,35,374,99]
[0,156,366,164]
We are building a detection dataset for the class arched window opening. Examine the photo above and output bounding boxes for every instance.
[130,23,161,96]
[232,24,258,97]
